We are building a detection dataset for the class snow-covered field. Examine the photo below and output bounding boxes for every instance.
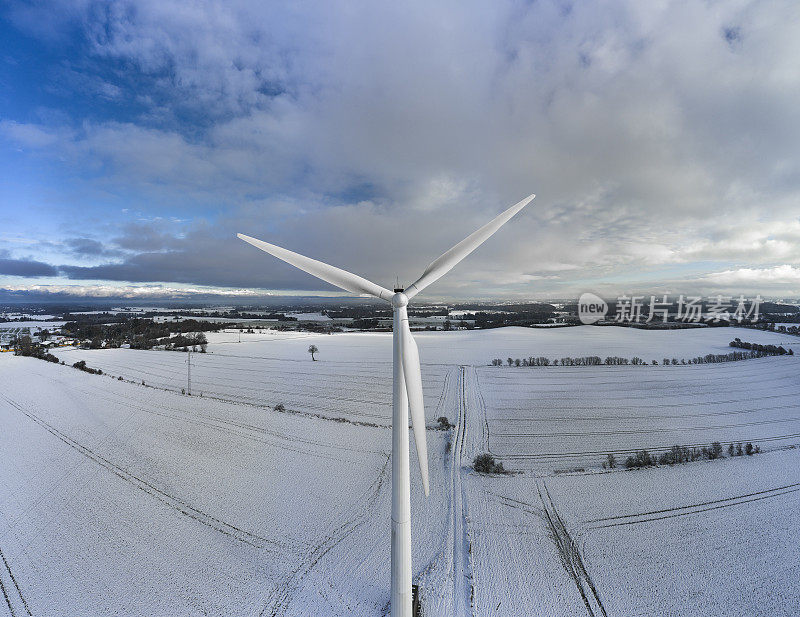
[204,325,797,364]
[481,357,800,471]
[472,449,800,616]
[0,321,67,331]
[2,326,799,615]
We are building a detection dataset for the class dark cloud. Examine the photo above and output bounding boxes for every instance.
[58,228,341,290]
[0,286,376,304]
[65,237,112,256]
[56,208,553,295]
[0,252,59,277]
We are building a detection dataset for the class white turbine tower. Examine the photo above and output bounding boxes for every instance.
[238,193,535,617]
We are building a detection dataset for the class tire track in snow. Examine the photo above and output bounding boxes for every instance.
[538,481,607,617]
[492,396,800,419]
[583,481,800,530]
[470,367,491,453]
[259,455,390,617]
[495,432,800,461]
[490,488,608,617]
[0,546,32,617]
[66,381,385,460]
[494,413,800,438]
[53,348,447,426]
[430,365,454,422]
[0,394,292,553]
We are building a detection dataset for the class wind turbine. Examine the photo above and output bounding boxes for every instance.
[238,193,535,617]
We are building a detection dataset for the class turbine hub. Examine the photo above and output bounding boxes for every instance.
[391,291,408,308]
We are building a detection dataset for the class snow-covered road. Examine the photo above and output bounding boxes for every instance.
[452,366,473,616]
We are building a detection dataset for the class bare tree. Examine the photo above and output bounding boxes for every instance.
[308,344,319,361]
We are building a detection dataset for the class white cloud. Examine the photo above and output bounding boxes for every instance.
[0,120,65,148]
[702,264,800,286]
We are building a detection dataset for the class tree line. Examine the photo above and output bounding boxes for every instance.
[729,338,793,355]
[490,346,792,367]
[605,441,761,469]
[61,317,226,350]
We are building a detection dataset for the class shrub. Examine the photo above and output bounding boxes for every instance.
[625,450,654,468]
[473,453,505,474]
[605,453,616,469]
[72,360,101,374]
[274,403,286,412]
[437,416,452,430]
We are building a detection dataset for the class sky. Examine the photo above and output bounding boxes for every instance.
[1,0,800,303]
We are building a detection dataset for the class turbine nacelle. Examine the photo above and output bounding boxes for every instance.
[391,292,409,308]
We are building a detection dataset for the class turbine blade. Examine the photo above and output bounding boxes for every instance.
[238,233,393,301]
[400,318,430,496]
[404,194,535,300]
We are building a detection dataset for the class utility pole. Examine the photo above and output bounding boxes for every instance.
[186,350,192,395]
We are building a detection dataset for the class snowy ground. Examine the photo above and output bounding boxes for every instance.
[481,357,800,471]
[204,324,798,364]
[1,326,799,615]
[471,448,800,616]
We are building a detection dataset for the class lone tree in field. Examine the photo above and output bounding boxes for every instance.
[308,344,319,361]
